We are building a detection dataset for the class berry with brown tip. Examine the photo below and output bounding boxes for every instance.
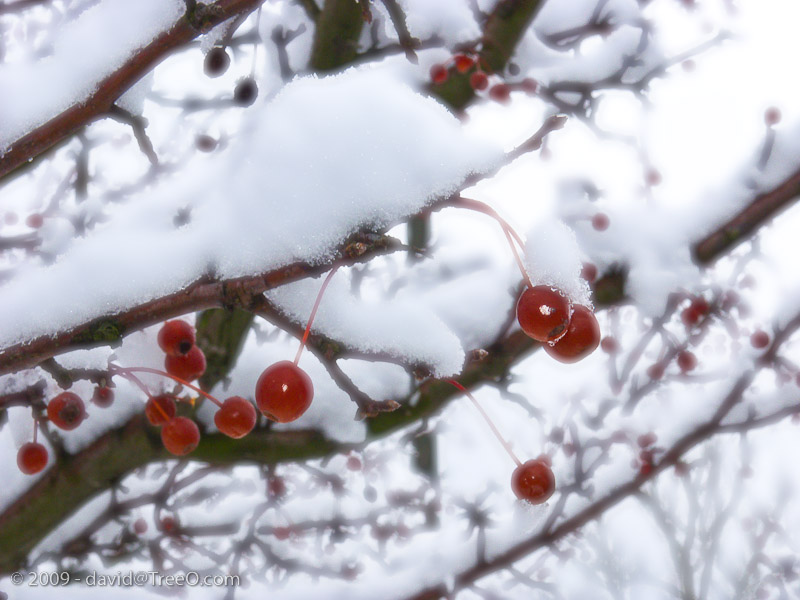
[47,392,86,431]
[517,286,572,343]
[157,320,195,356]
[545,305,601,363]
[214,396,257,439]
[165,345,206,382]
[510,458,555,504]
[161,417,200,456]
[145,394,177,426]
[17,442,48,475]
[255,360,314,423]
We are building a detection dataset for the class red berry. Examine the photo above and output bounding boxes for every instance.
[591,213,610,231]
[600,336,619,354]
[677,350,697,372]
[47,392,86,430]
[255,360,314,423]
[765,107,781,126]
[346,455,362,471]
[488,83,511,103]
[646,169,662,186]
[750,330,770,349]
[157,320,195,356]
[430,64,448,84]
[647,363,665,380]
[145,394,177,426]
[160,515,178,533]
[517,286,572,343]
[92,386,114,408]
[195,134,217,152]
[204,46,230,77]
[133,518,148,535]
[165,345,206,382]
[580,262,598,283]
[26,213,43,228]
[469,71,489,91]
[214,396,257,439]
[453,54,474,73]
[17,442,48,475]
[510,459,555,504]
[161,417,200,456]
[544,305,601,363]
[520,78,538,94]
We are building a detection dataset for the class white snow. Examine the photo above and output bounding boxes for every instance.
[0,0,184,153]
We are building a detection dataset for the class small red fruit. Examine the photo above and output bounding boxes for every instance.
[133,518,148,534]
[517,286,572,343]
[591,213,610,231]
[161,417,200,456]
[17,442,48,475]
[469,71,489,91]
[544,305,601,363]
[580,262,598,283]
[165,345,206,382]
[157,320,195,356]
[600,336,619,354]
[520,77,538,94]
[145,394,177,426]
[92,386,114,408]
[647,363,665,380]
[26,213,43,228]
[681,297,709,327]
[677,350,697,372]
[255,361,314,423]
[488,83,511,103]
[430,64,448,84]
[750,330,770,349]
[453,54,474,73]
[47,392,86,430]
[511,459,555,504]
[765,107,781,126]
[346,455,362,471]
[214,396,257,439]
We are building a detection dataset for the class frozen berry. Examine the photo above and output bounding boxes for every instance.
[204,46,230,77]
[255,361,313,423]
[17,442,48,475]
[511,459,555,504]
[145,394,177,426]
[545,305,601,363]
[517,286,572,343]
[214,396,257,439]
[47,392,86,431]
[161,417,200,456]
[158,320,195,356]
[165,345,206,382]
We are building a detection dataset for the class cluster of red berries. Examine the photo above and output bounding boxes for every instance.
[158,320,206,382]
[516,285,601,363]
[429,52,538,104]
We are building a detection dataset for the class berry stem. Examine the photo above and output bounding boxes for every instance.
[33,418,38,444]
[453,196,533,288]
[447,380,521,467]
[294,266,339,366]
[110,364,223,407]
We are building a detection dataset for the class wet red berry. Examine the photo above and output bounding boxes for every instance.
[517,286,572,343]
[511,459,555,504]
[544,305,601,363]
[158,320,195,356]
[255,361,314,423]
[145,394,177,427]
[47,392,86,430]
[600,336,619,354]
[677,350,697,372]
[17,442,48,475]
[165,345,206,382]
[591,213,610,231]
[214,396,257,439]
[161,417,200,456]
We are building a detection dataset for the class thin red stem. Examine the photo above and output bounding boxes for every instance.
[454,197,533,288]
[294,266,340,366]
[110,364,223,407]
[447,380,521,467]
